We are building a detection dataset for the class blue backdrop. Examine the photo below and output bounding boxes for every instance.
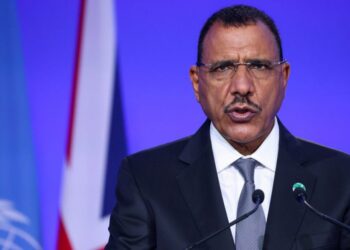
[13,0,350,249]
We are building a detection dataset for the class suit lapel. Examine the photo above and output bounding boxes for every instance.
[176,120,235,249]
[175,120,317,249]
[263,121,317,250]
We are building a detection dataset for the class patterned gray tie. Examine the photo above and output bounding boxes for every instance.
[235,158,266,250]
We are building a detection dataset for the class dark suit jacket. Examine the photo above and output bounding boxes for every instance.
[106,120,350,249]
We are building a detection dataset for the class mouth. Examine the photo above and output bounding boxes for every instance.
[224,104,260,123]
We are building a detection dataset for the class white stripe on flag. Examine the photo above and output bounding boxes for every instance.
[61,0,116,249]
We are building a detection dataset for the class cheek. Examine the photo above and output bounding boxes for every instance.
[258,83,286,115]
[198,83,230,114]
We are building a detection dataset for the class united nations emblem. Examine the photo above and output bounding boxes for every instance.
[0,200,41,250]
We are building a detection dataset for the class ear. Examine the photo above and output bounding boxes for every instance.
[189,65,200,102]
[281,62,291,88]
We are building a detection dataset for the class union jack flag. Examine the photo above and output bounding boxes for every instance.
[57,0,126,249]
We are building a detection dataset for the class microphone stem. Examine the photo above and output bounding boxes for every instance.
[185,201,261,250]
[303,200,350,232]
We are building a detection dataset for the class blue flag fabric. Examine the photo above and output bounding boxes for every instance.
[0,1,41,249]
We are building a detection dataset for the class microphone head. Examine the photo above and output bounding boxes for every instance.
[252,189,265,204]
[292,182,307,203]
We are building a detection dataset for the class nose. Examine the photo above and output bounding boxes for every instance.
[229,65,255,96]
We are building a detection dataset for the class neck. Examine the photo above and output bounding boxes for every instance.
[228,137,266,156]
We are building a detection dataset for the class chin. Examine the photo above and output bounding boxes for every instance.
[228,135,259,146]
[223,126,261,145]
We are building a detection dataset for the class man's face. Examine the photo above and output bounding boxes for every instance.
[190,21,290,155]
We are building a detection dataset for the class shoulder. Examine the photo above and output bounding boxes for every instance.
[278,120,350,168]
[296,137,350,162]
[295,137,350,174]
[126,136,191,165]
[119,136,192,181]
[123,120,212,171]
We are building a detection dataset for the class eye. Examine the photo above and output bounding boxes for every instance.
[248,61,272,71]
[210,62,235,72]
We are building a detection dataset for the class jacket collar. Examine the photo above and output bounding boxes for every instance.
[263,119,316,249]
[176,119,316,249]
[177,120,235,249]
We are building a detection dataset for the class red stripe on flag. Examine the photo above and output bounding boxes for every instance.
[65,0,87,164]
[57,216,73,250]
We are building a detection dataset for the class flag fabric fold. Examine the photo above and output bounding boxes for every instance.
[0,0,41,249]
[57,0,126,249]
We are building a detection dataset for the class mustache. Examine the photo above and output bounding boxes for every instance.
[224,94,262,113]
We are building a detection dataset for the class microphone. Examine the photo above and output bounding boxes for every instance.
[292,182,350,232]
[185,189,265,250]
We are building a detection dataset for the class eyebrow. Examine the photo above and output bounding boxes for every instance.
[209,58,275,65]
[244,58,273,64]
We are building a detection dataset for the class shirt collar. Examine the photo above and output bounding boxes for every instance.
[210,118,280,173]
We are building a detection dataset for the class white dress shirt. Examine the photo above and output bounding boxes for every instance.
[210,118,280,241]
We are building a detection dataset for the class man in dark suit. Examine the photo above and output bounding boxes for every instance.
[106,5,350,249]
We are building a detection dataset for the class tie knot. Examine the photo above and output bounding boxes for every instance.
[234,158,257,183]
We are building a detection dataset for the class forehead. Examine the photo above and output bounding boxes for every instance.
[201,21,279,62]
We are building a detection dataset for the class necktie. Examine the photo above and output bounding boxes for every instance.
[235,158,266,250]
